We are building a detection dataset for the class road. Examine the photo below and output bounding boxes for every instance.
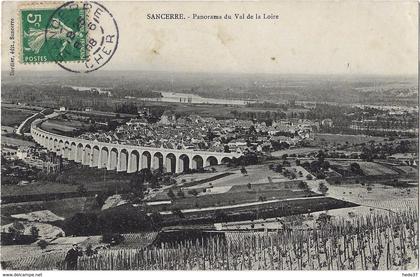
[158,195,326,215]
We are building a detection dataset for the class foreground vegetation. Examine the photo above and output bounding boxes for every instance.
[3,210,417,270]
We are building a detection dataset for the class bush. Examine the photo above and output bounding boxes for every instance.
[95,192,110,208]
[258,196,267,202]
[30,226,39,238]
[77,184,87,194]
[8,222,25,240]
[85,244,97,256]
[149,212,163,227]
[298,181,309,190]
[240,167,248,175]
[37,239,48,250]
[214,210,228,222]
[172,209,184,218]
[316,213,332,225]
[101,233,124,245]
[318,183,329,195]
[188,189,198,196]
[167,189,176,199]
[63,213,99,236]
[98,205,153,233]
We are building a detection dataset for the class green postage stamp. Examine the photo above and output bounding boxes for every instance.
[20,3,87,63]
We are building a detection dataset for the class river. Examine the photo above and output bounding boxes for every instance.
[139,91,256,106]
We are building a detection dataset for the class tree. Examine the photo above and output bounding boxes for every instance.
[350,163,364,175]
[172,209,184,218]
[30,226,39,239]
[37,239,49,250]
[167,189,176,200]
[176,190,185,198]
[317,151,326,163]
[271,164,282,173]
[102,233,124,245]
[63,213,99,236]
[316,213,332,226]
[85,244,97,256]
[258,196,266,202]
[8,222,25,241]
[77,184,87,194]
[129,172,145,193]
[298,181,309,190]
[248,125,257,135]
[206,129,218,141]
[149,212,163,227]
[301,161,310,169]
[214,210,228,222]
[223,145,231,153]
[95,192,109,208]
[240,167,248,175]
[188,189,198,196]
[318,182,329,195]
[306,174,313,180]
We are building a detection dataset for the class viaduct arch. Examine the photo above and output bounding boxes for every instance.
[31,120,241,174]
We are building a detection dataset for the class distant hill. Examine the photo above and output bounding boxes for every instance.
[2,71,417,106]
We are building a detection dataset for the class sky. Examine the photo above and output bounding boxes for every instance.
[2,0,418,75]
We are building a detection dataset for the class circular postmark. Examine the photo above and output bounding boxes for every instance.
[44,1,119,73]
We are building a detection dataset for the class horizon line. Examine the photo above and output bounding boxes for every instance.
[2,69,418,78]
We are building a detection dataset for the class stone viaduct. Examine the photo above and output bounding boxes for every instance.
[31,120,241,174]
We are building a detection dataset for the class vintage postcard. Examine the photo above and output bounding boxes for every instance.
[1,0,418,273]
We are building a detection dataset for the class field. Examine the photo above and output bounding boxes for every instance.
[150,188,319,212]
[357,162,400,176]
[40,120,85,134]
[395,166,418,175]
[217,206,384,231]
[315,181,418,213]
[112,232,158,249]
[229,180,305,193]
[1,197,97,218]
[1,108,35,126]
[160,197,357,227]
[271,148,320,158]
[149,164,318,212]
[2,166,133,200]
[1,136,36,147]
[329,161,400,177]
[151,164,296,201]
[313,133,386,146]
[3,210,417,270]
[180,164,307,189]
